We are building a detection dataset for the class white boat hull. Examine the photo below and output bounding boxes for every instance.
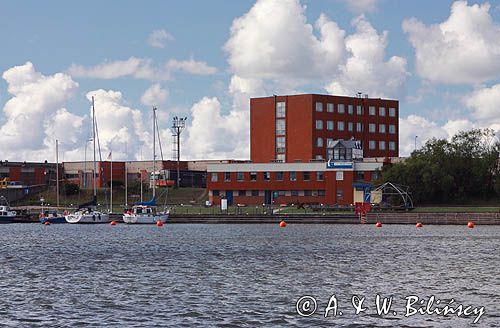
[65,211,110,224]
[122,213,168,224]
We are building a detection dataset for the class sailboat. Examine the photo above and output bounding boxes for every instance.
[65,97,110,224]
[123,106,169,224]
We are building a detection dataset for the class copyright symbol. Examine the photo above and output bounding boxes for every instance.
[296,296,317,317]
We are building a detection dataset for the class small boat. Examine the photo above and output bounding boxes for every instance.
[0,197,16,224]
[123,107,169,224]
[39,210,67,224]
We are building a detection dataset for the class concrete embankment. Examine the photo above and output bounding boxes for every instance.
[12,212,500,225]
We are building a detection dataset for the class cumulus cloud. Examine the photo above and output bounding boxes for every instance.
[141,83,169,106]
[68,57,216,81]
[343,0,380,13]
[464,84,500,122]
[0,62,82,161]
[403,1,500,84]
[398,115,449,156]
[147,29,174,48]
[325,15,408,98]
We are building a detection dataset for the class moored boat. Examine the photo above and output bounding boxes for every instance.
[0,197,16,224]
[39,210,67,224]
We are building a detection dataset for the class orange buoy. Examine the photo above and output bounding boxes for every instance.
[156,220,164,227]
[416,222,423,228]
[110,220,117,226]
[279,221,287,228]
[467,221,475,229]
[375,221,382,228]
[44,221,50,225]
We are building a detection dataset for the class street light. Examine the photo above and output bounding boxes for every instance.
[171,116,187,188]
[414,135,418,151]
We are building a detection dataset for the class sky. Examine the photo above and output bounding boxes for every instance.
[1,0,500,162]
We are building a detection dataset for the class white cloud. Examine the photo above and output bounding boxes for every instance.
[141,83,169,106]
[147,29,174,48]
[325,15,408,98]
[398,115,449,156]
[464,84,500,122]
[343,0,380,13]
[68,57,217,81]
[166,59,217,75]
[0,62,81,161]
[403,1,500,84]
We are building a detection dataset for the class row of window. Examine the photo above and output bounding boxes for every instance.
[315,120,396,133]
[211,171,346,182]
[314,138,396,151]
[315,102,396,117]
[276,102,287,162]
[212,190,328,197]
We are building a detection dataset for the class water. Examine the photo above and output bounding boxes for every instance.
[0,223,499,327]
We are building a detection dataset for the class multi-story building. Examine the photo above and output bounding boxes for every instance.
[250,94,398,163]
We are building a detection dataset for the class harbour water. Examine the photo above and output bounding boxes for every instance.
[0,223,498,327]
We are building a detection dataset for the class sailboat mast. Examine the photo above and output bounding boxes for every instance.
[92,96,97,198]
[56,139,59,207]
[152,106,156,199]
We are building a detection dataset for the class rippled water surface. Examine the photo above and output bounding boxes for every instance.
[0,223,499,327]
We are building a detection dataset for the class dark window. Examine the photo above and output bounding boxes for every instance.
[224,172,231,182]
[251,190,259,196]
[372,171,379,181]
[303,171,310,181]
[238,190,246,196]
[316,171,324,181]
[318,190,326,196]
[211,173,218,182]
[250,172,257,181]
[336,189,343,200]
[276,171,284,181]
[278,190,286,196]
[237,172,244,181]
[356,171,365,181]
[304,190,312,196]
[213,190,220,196]
[291,190,299,196]
[264,172,271,181]
[290,171,297,181]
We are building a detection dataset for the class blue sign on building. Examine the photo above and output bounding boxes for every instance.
[326,161,353,169]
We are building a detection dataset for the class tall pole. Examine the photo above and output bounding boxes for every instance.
[56,139,59,207]
[110,149,113,213]
[140,146,143,202]
[171,116,187,188]
[153,107,156,199]
[92,96,97,199]
[414,135,418,152]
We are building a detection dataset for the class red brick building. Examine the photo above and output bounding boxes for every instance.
[250,94,398,163]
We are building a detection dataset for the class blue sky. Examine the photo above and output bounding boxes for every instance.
[1,0,500,161]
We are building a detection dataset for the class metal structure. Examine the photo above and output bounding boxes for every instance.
[171,116,187,187]
[372,182,414,210]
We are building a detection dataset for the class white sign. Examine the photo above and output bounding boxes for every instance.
[221,199,228,211]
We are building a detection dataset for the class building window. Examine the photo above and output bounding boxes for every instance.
[211,173,218,182]
[276,154,285,162]
[213,190,220,196]
[276,119,286,135]
[389,107,396,117]
[316,137,323,147]
[327,120,334,130]
[238,190,246,196]
[251,190,259,196]
[348,122,353,132]
[290,171,297,181]
[379,124,386,133]
[276,136,286,153]
[291,190,299,196]
[318,190,326,196]
[304,190,312,196]
[389,124,396,134]
[389,141,396,151]
[276,171,284,181]
[327,103,334,112]
[326,138,333,148]
[356,105,363,115]
[250,172,257,181]
[369,123,376,133]
[379,141,386,150]
[327,148,333,160]
[356,122,363,132]
[379,107,386,116]
[369,106,376,115]
[336,171,343,181]
[338,104,345,114]
[316,171,324,181]
[224,172,231,181]
[303,171,310,181]
[276,101,286,118]
[369,140,376,150]
[336,189,343,200]
[356,171,365,181]
[315,102,323,112]
[348,105,353,114]
[237,172,244,181]
[337,121,344,131]
[372,171,379,181]
[315,120,323,130]
[263,172,271,181]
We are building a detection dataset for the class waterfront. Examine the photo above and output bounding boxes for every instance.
[0,224,499,327]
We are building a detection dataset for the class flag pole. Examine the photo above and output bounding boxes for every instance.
[110,150,113,213]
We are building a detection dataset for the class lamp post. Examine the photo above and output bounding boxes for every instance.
[171,116,187,188]
[414,135,418,151]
